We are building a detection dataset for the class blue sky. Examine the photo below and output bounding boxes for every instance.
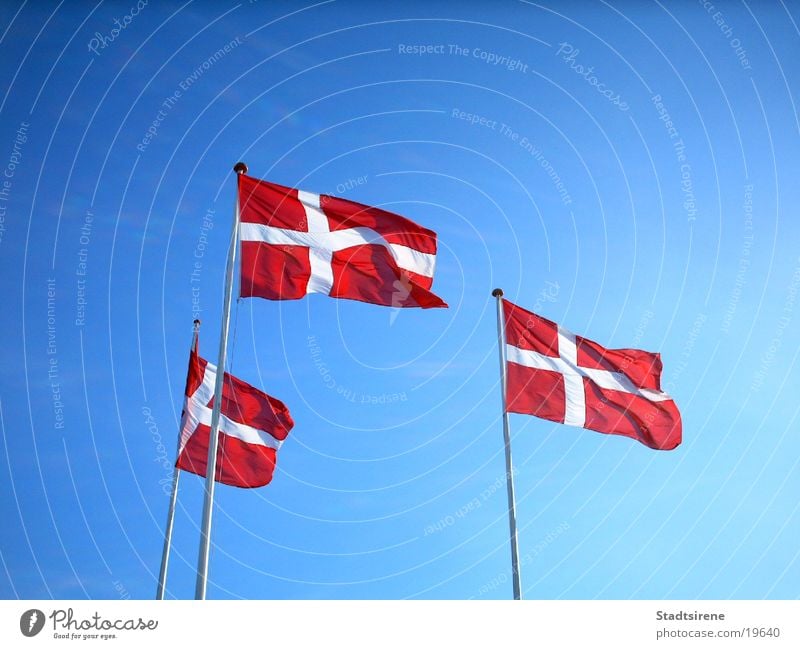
[1,0,799,600]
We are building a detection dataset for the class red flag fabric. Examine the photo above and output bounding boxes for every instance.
[238,174,447,308]
[502,299,681,450]
[176,342,294,488]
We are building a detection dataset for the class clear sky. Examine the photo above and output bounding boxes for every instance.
[1,0,799,600]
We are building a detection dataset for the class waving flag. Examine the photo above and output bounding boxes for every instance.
[176,342,293,488]
[237,174,447,308]
[502,299,681,450]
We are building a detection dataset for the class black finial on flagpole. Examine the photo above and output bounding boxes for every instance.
[233,162,248,175]
[492,288,504,298]
[193,319,201,329]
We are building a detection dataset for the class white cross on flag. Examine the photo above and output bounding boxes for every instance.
[502,299,681,450]
[237,174,447,308]
[176,340,294,488]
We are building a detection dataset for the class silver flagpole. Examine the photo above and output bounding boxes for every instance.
[156,318,201,600]
[492,288,522,600]
[194,162,247,600]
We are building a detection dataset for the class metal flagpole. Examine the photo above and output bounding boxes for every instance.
[156,318,201,600]
[194,162,247,600]
[492,288,522,600]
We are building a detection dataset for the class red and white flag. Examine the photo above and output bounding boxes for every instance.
[238,174,447,308]
[176,342,294,488]
[502,299,681,450]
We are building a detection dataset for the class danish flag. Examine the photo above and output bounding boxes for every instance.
[502,299,681,450]
[237,174,447,308]
[176,341,293,488]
